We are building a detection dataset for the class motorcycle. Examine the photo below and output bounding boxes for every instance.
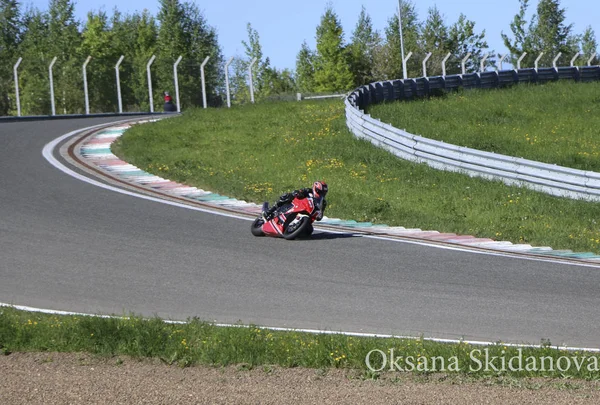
[250,195,324,240]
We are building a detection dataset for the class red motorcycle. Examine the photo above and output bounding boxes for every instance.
[251,195,324,240]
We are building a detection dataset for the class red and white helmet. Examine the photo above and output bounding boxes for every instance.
[312,181,328,199]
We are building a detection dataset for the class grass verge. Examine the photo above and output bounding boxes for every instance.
[112,92,600,254]
[2,307,600,379]
[369,81,600,171]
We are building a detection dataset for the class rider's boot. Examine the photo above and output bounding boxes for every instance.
[264,205,277,220]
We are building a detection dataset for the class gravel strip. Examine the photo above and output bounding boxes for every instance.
[2,352,600,404]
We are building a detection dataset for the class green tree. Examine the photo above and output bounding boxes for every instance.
[312,5,353,92]
[372,0,419,81]
[501,0,532,66]
[44,0,82,114]
[109,10,141,111]
[0,0,22,115]
[531,0,578,65]
[232,23,273,103]
[155,0,186,109]
[419,5,450,76]
[180,1,223,107]
[130,10,157,111]
[79,11,117,112]
[348,6,381,86]
[265,67,295,95]
[580,26,598,65]
[156,0,222,109]
[502,0,578,68]
[17,7,51,115]
[447,14,490,73]
[295,40,315,92]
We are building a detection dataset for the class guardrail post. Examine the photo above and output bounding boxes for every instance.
[480,54,490,72]
[173,55,182,112]
[200,56,210,109]
[552,52,562,68]
[498,54,508,71]
[13,57,22,116]
[517,52,527,70]
[248,57,257,103]
[588,53,597,66]
[461,52,471,75]
[49,56,57,116]
[225,56,234,108]
[534,52,544,71]
[82,55,92,115]
[441,53,451,76]
[115,55,124,113]
[146,55,156,112]
[422,52,432,77]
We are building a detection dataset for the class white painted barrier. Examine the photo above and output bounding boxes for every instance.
[344,65,600,201]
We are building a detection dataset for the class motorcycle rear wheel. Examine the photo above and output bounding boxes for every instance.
[283,216,310,240]
[251,217,265,236]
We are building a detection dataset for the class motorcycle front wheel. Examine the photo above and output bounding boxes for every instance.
[250,217,265,236]
[283,216,311,240]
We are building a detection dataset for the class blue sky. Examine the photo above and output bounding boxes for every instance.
[26,0,599,71]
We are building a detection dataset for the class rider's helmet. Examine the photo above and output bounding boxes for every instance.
[312,181,328,199]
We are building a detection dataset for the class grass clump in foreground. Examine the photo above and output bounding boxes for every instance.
[2,307,600,379]
[112,91,600,254]
[369,81,600,171]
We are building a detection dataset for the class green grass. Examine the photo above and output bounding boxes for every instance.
[2,307,600,379]
[112,91,600,255]
[369,81,600,171]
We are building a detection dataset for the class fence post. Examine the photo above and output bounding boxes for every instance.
[422,52,432,77]
[442,53,451,76]
[173,55,182,112]
[403,51,412,78]
[588,53,597,66]
[552,52,562,68]
[14,57,22,117]
[225,56,234,108]
[49,56,57,116]
[517,52,527,70]
[498,54,508,71]
[146,55,156,113]
[248,57,257,103]
[570,52,581,67]
[82,56,92,115]
[200,56,210,109]
[115,55,124,113]
[480,54,489,73]
[461,52,471,75]
[534,52,544,71]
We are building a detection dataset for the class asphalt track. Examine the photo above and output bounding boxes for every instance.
[1,117,600,348]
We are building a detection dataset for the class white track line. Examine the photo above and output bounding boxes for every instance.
[2,302,599,352]
[32,121,600,351]
[42,124,250,222]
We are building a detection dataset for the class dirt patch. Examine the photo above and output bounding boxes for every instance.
[2,352,600,404]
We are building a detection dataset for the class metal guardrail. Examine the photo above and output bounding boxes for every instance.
[296,93,347,101]
[344,66,600,201]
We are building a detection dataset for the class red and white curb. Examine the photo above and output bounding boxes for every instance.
[68,121,600,265]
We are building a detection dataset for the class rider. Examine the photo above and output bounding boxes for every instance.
[163,91,176,112]
[264,181,328,220]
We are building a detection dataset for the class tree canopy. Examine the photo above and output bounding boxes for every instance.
[0,0,597,115]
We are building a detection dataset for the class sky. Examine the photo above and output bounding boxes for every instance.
[25,0,600,71]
